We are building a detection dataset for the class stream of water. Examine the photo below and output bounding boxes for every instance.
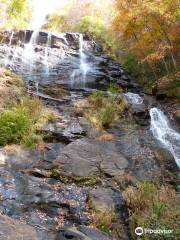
[150,107,180,168]
[71,33,89,88]
[4,31,14,67]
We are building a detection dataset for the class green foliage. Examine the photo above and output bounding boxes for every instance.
[0,0,31,30]
[0,108,32,145]
[43,13,65,31]
[165,75,180,99]
[124,182,180,239]
[78,16,105,36]
[95,211,116,234]
[108,82,122,94]
[85,92,126,129]
[123,54,140,75]
[0,96,51,147]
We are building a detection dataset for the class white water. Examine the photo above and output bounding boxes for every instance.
[79,34,89,83]
[150,108,180,168]
[23,30,39,92]
[24,30,39,61]
[124,92,143,104]
[4,31,14,67]
[59,33,68,45]
[71,34,89,88]
[44,32,52,74]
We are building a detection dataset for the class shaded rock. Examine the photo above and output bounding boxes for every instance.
[79,226,113,240]
[0,214,38,240]
[56,139,128,177]
[1,146,41,169]
[0,169,90,230]
[173,109,180,126]
[56,227,113,240]
[129,103,149,126]
[42,121,86,143]
[89,188,124,213]
[154,147,178,171]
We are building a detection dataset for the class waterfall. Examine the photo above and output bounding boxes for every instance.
[124,92,143,104]
[24,30,39,61]
[44,32,52,75]
[23,30,39,92]
[79,34,89,83]
[71,33,89,88]
[150,108,180,168]
[4,31,14,67]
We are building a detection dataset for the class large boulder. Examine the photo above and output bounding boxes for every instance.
[0,214,38,240]
[55,138,129,177]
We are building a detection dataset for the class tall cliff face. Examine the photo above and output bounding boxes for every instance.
[0,30,140,91]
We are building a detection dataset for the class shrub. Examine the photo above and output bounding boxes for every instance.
[85,93,126,129]
[88,91,104,108]
[0,96,55,147]
[94,211,116,234]
[123,54,140,75]
[0,109,32,145]
[123,182,180,239]
[108,82,122,94]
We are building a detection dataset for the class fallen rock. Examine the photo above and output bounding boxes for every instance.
[79,226,113,240]
[0,214,38,240]
[89,188,124,213]
[56,227,113,240]
[55,138,129,177]
[1,145,41,169]
[42,121,86,143]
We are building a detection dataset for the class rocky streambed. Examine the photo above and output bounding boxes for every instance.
[0,30,179,240]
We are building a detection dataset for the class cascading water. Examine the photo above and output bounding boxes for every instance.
[44,32,52,75]
[124,92,143,104]
[150,107,180,168]
[71,33,89,88]
[79,34,89,83]
[23,30,39,92]
[4,31,14,67]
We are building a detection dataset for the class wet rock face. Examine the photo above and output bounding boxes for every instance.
[0,168,90,236]
[0,30,140,92]
[41,121,86,143]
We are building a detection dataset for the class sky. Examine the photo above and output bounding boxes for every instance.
[30,0,67,29]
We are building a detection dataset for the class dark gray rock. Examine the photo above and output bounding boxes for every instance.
[0,214,38,240]
[42,121,86,143]
[0,146,41,169]
[56,138,129,177]
[89,188,124,213]
[56,227,113,240]
[79,226,113,240]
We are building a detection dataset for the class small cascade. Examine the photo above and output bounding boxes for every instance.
[79,34,89,83]
[59,33,68,45]
[71,33,89,88]
[44,32,52,75]
[23,30,39,92]
[124,92,143,104]
[150,107,180,168]
[24,30,39,61]
[4,31,14,67]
